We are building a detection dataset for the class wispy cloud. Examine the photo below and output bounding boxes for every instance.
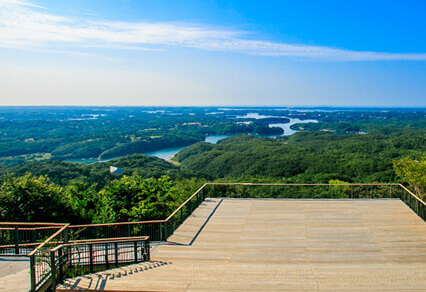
[1,0,425,61]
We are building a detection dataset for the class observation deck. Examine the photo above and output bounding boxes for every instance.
[59,197,426,291]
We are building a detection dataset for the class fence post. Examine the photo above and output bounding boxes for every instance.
[114,242,119,268]
[14,226,19,255]
[58,248,64,284]
[164,221,168,241]
[389,186,392,198]
[134,241,138,263]
[146,240,150,260]
[104,243,109,270]
[89,244,94,273]
[50,250,57,292]
[64,227,68,244]
[30,254,36,292]
[409,192,412,208]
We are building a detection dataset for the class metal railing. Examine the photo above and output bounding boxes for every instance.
[399,184,425,221]
[50,236,150,290]
[66,183,425,245]
[0,183,423,291]
[68,184,207,242]
[28,224,69,292]
[0,223,65,256]
[202,183,425,221]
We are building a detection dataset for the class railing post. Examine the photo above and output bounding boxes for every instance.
[30,254,36,292]
[104,243,109,270]
[127,224,131,237]
[202,186,206,200]
[146,240,150,260]
[389,185,392,198]
[89,244,94,273]
[50,250,57,292]
[32,228,37,245]
[58,248,64,284]
[14,226,19,255]
[64,227,69,244]
[134,241,138,263]
[114,242,119,268]
[416,199,419,214]
[164,221,168,241]
[351,186,353,199]
[409,192,412,207]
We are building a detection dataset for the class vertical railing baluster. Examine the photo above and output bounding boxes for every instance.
[105,243,109,270]
[14,226,19,255]
[134,241,138,263]
[30,254,36,292]
[50,250,56,292]
[58,248,63,284]
[89,244,94,273]
[114,242,119,268]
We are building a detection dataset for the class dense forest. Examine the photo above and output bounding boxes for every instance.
[175,130,425,183]
[0,107,425,224]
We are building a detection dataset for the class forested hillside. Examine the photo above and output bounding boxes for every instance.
[0,107,424,225]
[175,130,425,183]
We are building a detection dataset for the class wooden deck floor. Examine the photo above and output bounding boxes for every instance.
[0,257,30,292]
[59,198,426,291]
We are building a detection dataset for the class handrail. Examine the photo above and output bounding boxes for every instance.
[51,236,150,251]
[166,183,207,221]
[69,220,165,228]
[65,183,425,242]
[206,183,401,186]
[0,222,68,226]
[28,224,69,257]
[27,224,69,292]
[398,183,426,206]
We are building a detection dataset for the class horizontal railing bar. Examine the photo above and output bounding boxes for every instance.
[69,236,150,245]
[50,236,149,251]
[0,222,68,226]
[205,183,401,186]
[51,236,149,252]
[0,226,62,231]
[0,243,40,248]
[69,220,165,228]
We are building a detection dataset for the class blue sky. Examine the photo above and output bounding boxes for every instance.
[0,0,425,106]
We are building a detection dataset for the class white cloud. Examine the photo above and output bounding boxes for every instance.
[1,0,425,61]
